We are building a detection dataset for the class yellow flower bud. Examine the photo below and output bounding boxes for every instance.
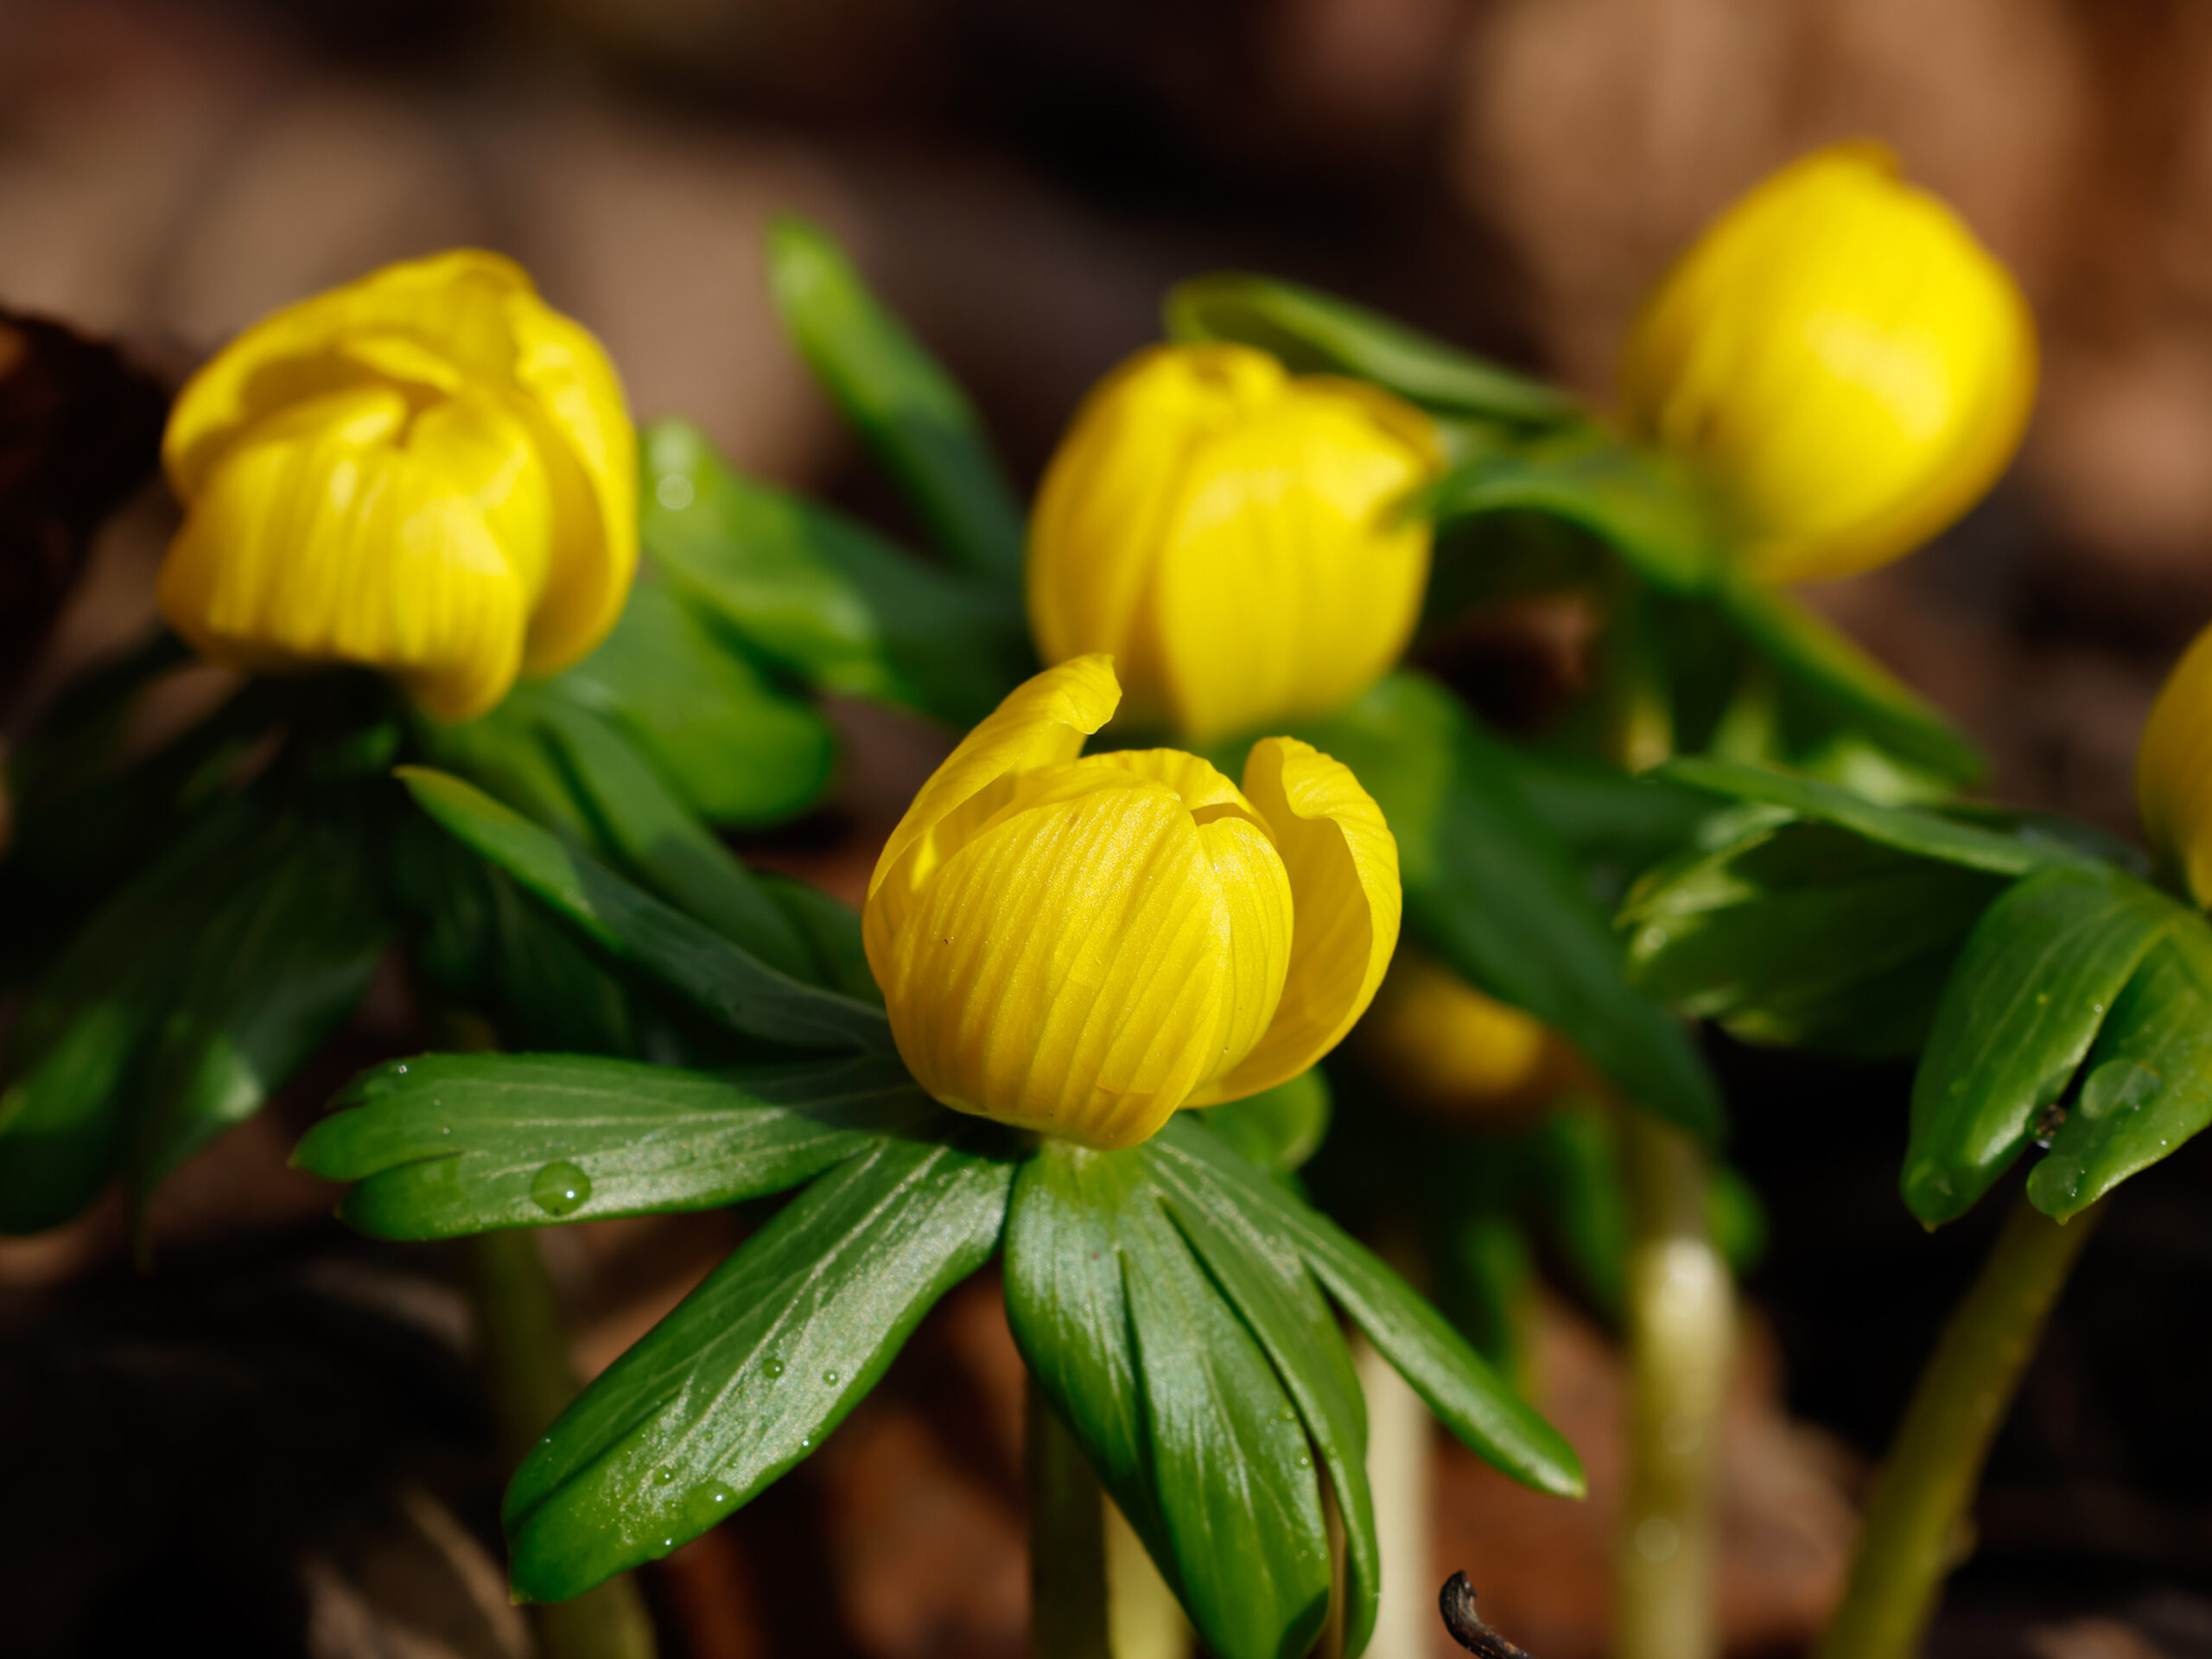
[1027,344,1440,743]
[1621,143,2037,584]
[2138,623,2212,906]
[1355,950,1579,1128]
[863,655,1402,1149]
[158,251,637,721]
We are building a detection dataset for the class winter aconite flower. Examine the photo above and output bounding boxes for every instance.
[2138,623,2212,906]
[1027,344,1440,743]
[1355,949,1579,1126]
[158,251,637,721]
[1622,143,2036,585]
[863,655,1401,1149]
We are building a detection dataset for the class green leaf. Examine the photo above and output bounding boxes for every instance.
[641,420,1033,726]
[504,1132,1011,1600]
[1303,673,1722,1139]
[397,768,893,1056]
[298,1052,936,1238]
[764,219,1025,582]
[1151,1116,1585,1498]
[2028,917,2212,1220]
[129,813,390,1205]
[1624,817,2008,1058]
[1530,1105,1628,1317]
[528,696,817,982]
[759,874,884,1006]
[1657,758,2083,878]
[1196,1069,1332,1174]
[0,806,264,1231]
[1163,273,1578,429]
[1414,429,1721,593]
[1004,1141,1332,1659]
[1904,866,2183,1225]
[1503,746,1716,907]
[1715,579,1983,789]
[542,581,836,827]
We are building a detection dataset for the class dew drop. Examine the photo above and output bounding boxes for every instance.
[1295,1454,1312,1469]
[394,1063,409,1074]
[823,1369,842,1385]
[656,473,696,512]
[530,1160,593,1217]
[654,1466,676,1486]
[682,1480,739,1529]
[764,1358,785,1379]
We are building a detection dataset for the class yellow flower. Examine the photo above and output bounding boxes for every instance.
[158,251,637,721]
[1621,143,2037,585]
[1027,344,1440,743]
[1355,950,1579,1127]
[863,656,1402,1149]
[2138,623,2212,906]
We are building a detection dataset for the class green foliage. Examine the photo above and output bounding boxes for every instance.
[1197,1068,1332,1174]
[1304,672,1723,1139]
[504,1131,1014,1601]
[296,1052,935,1237]
[640,420,1033,727]
[397,767,893,1056]
[1904,866,2179,1225]
[765,217,1027,582]
[1164,273,1579,429]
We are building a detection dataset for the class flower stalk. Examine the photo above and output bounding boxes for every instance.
[1816,1193,2105,1659]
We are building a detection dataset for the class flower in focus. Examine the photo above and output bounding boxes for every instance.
[1621,143,2037,585]
[158,251,637,721]
[1355,949,1581,1128]
[2138,622,2212,906]
[863,655,1401,1149]
[1027,343,1440,743]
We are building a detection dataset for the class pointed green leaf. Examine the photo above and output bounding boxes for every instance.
[542,581,836,827]
[1151,1116,1584,1498]
[397,767,893,1056]
[1164,273,1578,429]
[1624,817,2007,1058]
[764,219,1025,582]
[1304,673,1722,1139]
[529,696,817,982]
[641,420,1032,726]
[1004,1141,1332,1659]
[1196,1068,1331,1175]
[758,874,883,1006]
[505,1131,1011,1601]
[1904,866,2182,1225]
[1412,429,1720,593]
[2028,916,2212,1220]
[130,814,389,1204]
[297,1052,935,1237]
[1657,758,2085,878]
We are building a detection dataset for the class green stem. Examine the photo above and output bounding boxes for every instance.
[1616,1111,1733,1659]
[465,1230,658,1659]
[1816,1193,2106,1659]
[1028,1376,1113,1659]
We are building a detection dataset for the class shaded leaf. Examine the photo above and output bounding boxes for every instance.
[1904,866,2181,1225]
[1303,673,1722,1139]
[765,219,1025,582]
[504,1132,1011,1600]
[398,767,893,1056]
[1197,1069,1332,1174]
[1163,273,1577,429]
[299,1052,935,1238]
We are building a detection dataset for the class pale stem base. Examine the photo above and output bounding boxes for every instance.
[1617,1114,1733,1659]
[1357,1334,1433,1659]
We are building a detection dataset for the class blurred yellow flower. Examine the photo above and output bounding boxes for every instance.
[1027,344,1440,743]
[863,656,1401,1149]
[1356,949,1580,1127]
[1621,143,2037,585]
[158,251,637,721]
[2138,623,2212,906]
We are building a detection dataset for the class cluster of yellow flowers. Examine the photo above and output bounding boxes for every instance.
[168,143,2208,1148]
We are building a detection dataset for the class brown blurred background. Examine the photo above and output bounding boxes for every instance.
[10,2,2212,1656]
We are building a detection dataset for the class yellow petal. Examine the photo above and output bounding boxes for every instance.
[162,249,637,686]
[864,656,1121,967]
[156,385,550,721]
[1027,344,1439,741]
[1622,143,2037,583]
[875,778,1235,1148]
[1188,736,1402,1103]
[2139,622,2212,907]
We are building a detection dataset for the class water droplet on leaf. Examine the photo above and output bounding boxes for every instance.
[530,1160,592,1217]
